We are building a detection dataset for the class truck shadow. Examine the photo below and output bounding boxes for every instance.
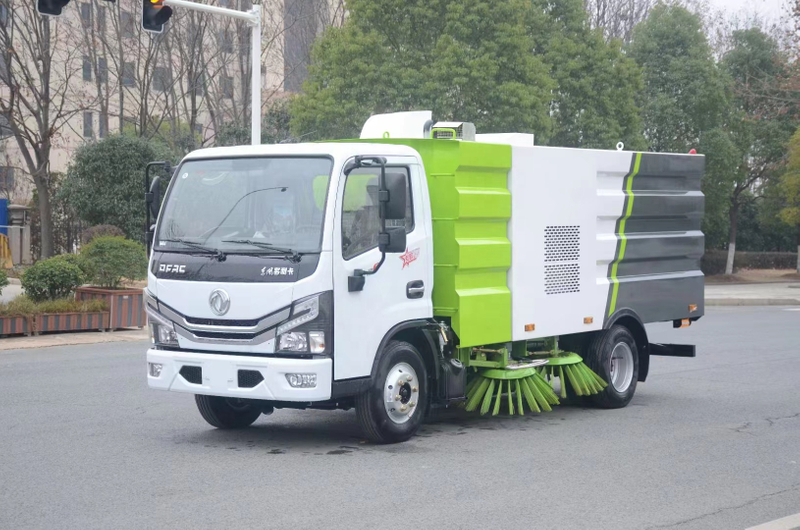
[174,403,598,454]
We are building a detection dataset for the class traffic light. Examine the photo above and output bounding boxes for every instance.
[37,0,71,17]
[142,0,173,34]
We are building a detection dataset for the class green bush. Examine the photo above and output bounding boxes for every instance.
[81,236,147,289]
[0,269,8,296]
[36,298,108,314]
[50,253,91,277]
[21,258,86,302]
[0,296,107,317]
[0,296,37,317]
[82,224,125,245]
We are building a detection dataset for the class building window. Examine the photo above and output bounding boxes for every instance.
[82,56,92,81]
[218,29,233,54]
[80,3,91,26]
[0,113,11,139]
[97,57,107,83]
[83,112,93,138]
[188,71,205,96]
[96,7,106,33]
[153,66,171,92]
[99,115,107,139]
[221,76,233,99]
[0,4,9,27]
[122,62,136,87]
[121,11,135,38]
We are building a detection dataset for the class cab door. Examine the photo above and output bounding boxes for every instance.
[332,157,433,381]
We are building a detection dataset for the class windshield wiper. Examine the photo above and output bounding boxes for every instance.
[161,238,226,261]
[222,239,302,262]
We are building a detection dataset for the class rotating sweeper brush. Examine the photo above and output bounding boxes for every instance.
[534,339,607,399]
[464,347,560,416]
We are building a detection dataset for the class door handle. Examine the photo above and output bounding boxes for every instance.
[406,280,425,299]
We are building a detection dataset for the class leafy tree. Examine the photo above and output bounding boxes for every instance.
[60,135,171,244]
[780,128,800,272]
[628,5,730,153]
[535,0,646,150]
[291,0,555,141]
[216,98,294,146]
[719,28,798,273]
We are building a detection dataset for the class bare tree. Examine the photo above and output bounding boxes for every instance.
[0,0,94,258]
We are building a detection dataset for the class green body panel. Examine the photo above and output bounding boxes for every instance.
[341,138,513,347]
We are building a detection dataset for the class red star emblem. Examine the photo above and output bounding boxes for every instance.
[399,248,420,269]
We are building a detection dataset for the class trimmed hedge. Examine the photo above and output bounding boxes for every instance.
[702,251,798,275]
[21,257,86,302]
[81,236,147,289]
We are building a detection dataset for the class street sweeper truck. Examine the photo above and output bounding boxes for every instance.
[144,111,704,443]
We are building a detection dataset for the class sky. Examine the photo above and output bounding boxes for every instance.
[706,0,790,21]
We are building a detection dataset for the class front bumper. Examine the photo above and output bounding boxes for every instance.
[146,348,332,401]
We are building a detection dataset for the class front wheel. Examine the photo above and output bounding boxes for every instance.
[195,395,262,429]
[356,340,428,444]
[584,325,639,409]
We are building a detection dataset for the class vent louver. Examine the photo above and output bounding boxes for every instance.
[544,225,581,295]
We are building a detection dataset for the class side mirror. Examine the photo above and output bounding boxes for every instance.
[146,176,161,219]
[379,226,406,254]
[146,224,156,252]
[382,172,407,220]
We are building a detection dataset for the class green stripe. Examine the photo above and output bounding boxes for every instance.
[608,153,642,317]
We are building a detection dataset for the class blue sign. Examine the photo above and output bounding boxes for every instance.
[0,199,7,236]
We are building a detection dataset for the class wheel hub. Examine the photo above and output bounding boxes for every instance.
[384,362,419,424]
[609,342,634,393]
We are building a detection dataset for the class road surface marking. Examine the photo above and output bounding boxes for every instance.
[746,512,800,530]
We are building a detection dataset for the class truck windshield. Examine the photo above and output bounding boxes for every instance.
[156,157,332,254]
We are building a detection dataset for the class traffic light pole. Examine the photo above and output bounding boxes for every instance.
[162,0,261,145]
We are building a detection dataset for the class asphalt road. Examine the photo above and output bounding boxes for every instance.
[1,307,799,530]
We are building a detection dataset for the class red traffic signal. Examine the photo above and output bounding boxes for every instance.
[142,0,173,34]
[37,0,71,17]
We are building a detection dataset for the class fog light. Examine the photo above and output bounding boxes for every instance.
[148,362,163,377]
[285,373,317,388]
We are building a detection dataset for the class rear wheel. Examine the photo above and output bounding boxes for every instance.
[356,340,427,444]
[195,395,262,429]
[584,325,639,408]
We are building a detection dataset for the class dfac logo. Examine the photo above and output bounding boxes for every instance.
[208,289,230,316]
[159,264,186,274]
[399,248,420,269]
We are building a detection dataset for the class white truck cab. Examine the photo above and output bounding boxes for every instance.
[145,112,704,443]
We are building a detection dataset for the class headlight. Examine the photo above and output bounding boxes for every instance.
[276,292,332,355]
[146,301,179,347]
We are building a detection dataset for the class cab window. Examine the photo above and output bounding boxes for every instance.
[341,167,413,260]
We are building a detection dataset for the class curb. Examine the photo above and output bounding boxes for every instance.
[7,278,21,285]
[0,328,149,352]
[706,298,800,306]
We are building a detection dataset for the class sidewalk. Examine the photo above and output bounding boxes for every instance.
[705,281,800,306]
[0,328,149,352]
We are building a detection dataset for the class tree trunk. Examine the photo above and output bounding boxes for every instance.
[796,230,800,274]
[35,176,54,259]
[725,202,739,275]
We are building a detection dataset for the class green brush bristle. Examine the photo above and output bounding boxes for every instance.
[541,353,608,397]
[464,370,560,416]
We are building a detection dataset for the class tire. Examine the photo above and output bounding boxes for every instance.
[356,340,428,444]
[584,325,639,409]
[195,395,263,429]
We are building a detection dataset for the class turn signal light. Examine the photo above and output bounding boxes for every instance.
[524,324,535,332]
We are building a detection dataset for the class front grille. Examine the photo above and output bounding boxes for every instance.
[179,365,202,384]
[185,317,260,327]
[192,330,258,340]
[238,370,265,388]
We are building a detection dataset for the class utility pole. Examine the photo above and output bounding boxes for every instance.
[157,0,262,145]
